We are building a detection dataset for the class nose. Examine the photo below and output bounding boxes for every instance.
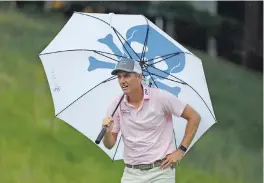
[119,76,125,84]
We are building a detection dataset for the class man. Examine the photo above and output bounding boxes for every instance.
[102,58,201,183]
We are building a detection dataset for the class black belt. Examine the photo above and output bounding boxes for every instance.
[125,158,166,171]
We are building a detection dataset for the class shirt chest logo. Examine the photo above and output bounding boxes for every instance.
[120,108,131,115]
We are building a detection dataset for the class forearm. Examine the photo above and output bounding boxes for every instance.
[103,131,116,149]
[180,114,201,149]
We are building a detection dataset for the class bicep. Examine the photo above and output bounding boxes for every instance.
[180,104,200,121]
[159,89,187,117]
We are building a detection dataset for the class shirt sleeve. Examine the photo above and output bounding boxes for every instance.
[157,89,187,117]
[105,96,121,133]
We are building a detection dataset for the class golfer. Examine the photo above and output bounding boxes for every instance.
[102,58,201,183]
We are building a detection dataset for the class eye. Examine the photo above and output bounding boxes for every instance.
[131,41,148,53]
[153,56,168,70]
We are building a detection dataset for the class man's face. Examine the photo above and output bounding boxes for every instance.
[117,71,142,94]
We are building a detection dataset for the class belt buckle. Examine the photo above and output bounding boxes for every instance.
[140,163,155,171]
[154,159,162,167]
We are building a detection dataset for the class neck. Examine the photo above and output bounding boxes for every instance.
[127,85,144,103]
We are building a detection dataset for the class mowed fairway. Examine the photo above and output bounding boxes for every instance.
[0,9,262,183]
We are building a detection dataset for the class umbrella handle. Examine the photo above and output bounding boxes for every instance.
[95,127,107,144]
[95,94,125,145]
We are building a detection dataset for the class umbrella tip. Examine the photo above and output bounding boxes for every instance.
[109,13,115,28]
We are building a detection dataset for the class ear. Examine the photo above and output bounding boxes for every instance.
[138,74,143,83]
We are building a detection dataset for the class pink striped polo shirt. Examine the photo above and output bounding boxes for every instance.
[106,85,187,165]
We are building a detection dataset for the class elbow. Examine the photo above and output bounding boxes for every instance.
[105,144,114,150]
[103,141,113,150]
[103,138,115,150]
[195,112,201,125]
[182,104,201,125]
[105,146,111,150]
[197,112,201,121]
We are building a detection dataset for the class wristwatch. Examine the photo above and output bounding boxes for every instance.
[178,145,187,152]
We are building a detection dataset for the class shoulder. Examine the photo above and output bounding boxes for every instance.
[106,94,123,116]
[149,87,184,105]
[110,94,124,105]
[149,87,171,99]
[143,85,179,101]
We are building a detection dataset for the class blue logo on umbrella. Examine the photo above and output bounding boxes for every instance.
[88,25,186,97]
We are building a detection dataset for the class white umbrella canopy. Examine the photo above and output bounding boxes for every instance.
[38,12,217,161]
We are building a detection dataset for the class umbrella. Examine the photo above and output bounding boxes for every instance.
[38,12,217,161]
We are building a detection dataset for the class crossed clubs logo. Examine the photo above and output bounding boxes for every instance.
[87,25,186,97]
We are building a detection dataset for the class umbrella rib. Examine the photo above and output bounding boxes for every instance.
[39,49,126,60]
[147,52,196,67]
[142,69,158,88]
[147,65,217,122]
[76,12,110,26]
[111,27,141,61]
[39,49,97,56]
[148,52,193,62]
[112,28,133,59]
[112,135,123,162]
[76,12,141,61]
[54,76,117,118]
[140,15,150,61]
[148,53,182,68]
[146,71,186,85]
[95,50,128,59]
[94,50,121,63]
[148,52,182,64]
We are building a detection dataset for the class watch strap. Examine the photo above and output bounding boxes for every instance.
[178,145,187,152]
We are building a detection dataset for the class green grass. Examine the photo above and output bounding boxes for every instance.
[0,8,262,183]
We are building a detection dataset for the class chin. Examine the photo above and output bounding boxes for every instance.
[122,87,131,94]
[123,90,130,94]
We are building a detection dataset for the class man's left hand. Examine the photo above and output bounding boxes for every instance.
[159,150,185,169]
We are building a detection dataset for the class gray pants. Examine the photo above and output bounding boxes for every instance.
[121,167,175,183]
